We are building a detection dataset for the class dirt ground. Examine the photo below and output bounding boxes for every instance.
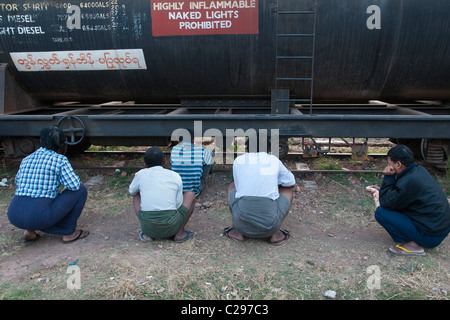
[0,152,449,300]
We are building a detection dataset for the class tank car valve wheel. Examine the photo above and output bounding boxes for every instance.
[57,115,86,146]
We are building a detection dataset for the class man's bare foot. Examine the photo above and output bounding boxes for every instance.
[174,230,196,243]
[24,230,40,243]
[269,229,290,246]
[139,231,153,243]
[223,227,244,242]
[63,230,89,243]
[389,241,426,256]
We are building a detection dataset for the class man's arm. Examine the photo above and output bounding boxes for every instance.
[59,158,81,191]
[202,148,213,165]
[129,172,140,196]
[277,160,295,187]
[379,168,412,211]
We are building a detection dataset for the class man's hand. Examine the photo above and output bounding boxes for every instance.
[365,186,380,209]
[366,185,380,193]
[383,165,396,175]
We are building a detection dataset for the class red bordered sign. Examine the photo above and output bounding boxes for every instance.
[151,0,259,36]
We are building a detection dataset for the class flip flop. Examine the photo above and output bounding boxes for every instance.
[63,230,89,244]
[24,233,41,244]
[139,231,153,243]
[271,229,290,246]
[389,244,426,256]
[174,230,196,243]
[223,227,244,242]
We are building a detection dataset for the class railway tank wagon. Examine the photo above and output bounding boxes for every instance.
[0,0,449,161]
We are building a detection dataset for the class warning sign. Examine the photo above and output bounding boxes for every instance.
[151,0,259,36]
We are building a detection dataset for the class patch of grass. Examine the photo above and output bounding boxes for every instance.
[107,170,134,190]
[85,188,130,217]
[0,234,22,258]
[313,157,343,170]
[1,234,448,300]
[0,283,43,300]
[209,205,229,219]
[356,172,383,185]
[328,173,351,186]
[436,160,450,196]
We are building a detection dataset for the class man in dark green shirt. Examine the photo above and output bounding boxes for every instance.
[368,145,450,256]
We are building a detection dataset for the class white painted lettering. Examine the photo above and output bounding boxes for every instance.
[67,5,81,30]
[17,26,45,34]
[7,14,35,23]
[0,3,18,11]
[366,5,381,30]
[153,2,184,11]
[169,11,201,20]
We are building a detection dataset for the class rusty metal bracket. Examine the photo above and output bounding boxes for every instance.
[0,63,6,115]
[341,138,369,160]
[302,137,331,157]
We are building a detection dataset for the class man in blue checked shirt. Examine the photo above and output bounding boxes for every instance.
[7,126,89,244]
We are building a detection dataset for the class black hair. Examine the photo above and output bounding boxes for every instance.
[244,137,271,153]
[179,129,194,142]
[144,146,164,167]
[387,144,415,167]
[40,126,66,152]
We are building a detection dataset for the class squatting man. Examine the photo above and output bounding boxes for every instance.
[366,145,450,256]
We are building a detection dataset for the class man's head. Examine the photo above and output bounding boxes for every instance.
[386,144,415,174]
[40,126,66,152]
[144,146,164,168]
[178,129,195,143]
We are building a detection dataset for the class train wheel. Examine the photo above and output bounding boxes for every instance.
[420,139,448,170]
[65,138,92,154]
[1,137,39,158]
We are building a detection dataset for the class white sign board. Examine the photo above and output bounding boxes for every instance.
[11,49,147,71]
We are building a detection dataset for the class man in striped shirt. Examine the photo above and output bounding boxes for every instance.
[170,133,214,196]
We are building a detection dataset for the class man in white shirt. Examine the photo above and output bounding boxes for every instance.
[129,147,196,243]
[224,152,295,245]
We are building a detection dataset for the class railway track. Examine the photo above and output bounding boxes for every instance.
[0,136,394,175]
[83,150,388,158]
[1,149,387,174]
[3,147,446,176]
[9,137,448,175]
[71,149,388,175]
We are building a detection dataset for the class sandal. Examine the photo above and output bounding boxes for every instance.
[63,230,89,243]
[139,231,153,243]
[223,227,244,242]
[389,244,426,256]
[174,230,196,243]
[270,229,290,246]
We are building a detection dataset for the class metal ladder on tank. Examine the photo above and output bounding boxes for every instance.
[273,0,318,115]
